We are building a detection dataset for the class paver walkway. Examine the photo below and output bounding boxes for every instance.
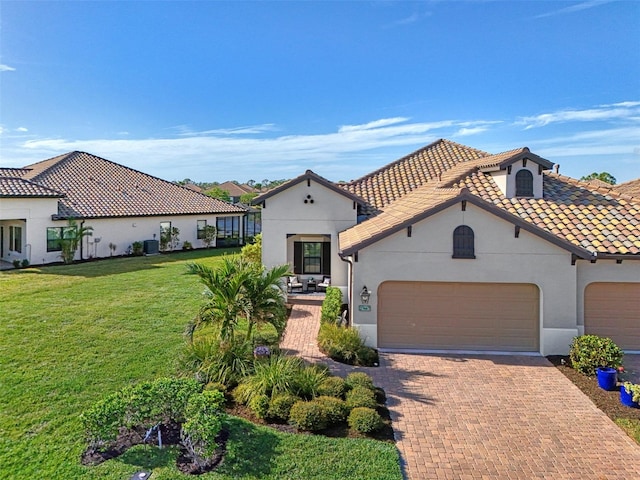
[281,303,640,479]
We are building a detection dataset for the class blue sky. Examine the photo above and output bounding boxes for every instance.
[1,1,639,184]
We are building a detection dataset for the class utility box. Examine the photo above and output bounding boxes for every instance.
[143,239,159,255]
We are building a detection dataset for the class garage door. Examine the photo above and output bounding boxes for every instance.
[378,282,539,351]
[584,282,640,351]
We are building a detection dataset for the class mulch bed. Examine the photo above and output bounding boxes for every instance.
[225,388,395,443]
[81,421,228,475]
[547,356,640,422]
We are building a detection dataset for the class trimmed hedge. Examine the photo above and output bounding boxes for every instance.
[348,407,383,433]
[317,376,346,398]
[315,396,348,424]
[345,372,375,391]
[289,400,327,431]
[345,386,378,410]
[267,393,299,421]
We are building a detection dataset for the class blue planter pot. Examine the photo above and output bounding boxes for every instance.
[596,367,617,391]
[620,387,640,408]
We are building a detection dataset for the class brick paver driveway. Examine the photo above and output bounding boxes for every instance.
[282,304,640,479]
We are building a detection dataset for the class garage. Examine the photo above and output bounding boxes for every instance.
[584,282,640,351]
[378,281,540,352]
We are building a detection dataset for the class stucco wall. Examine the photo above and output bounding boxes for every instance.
[349,202,578,355]
[260,179,357,287]
[491,159,544,198]
[0,197,59,264]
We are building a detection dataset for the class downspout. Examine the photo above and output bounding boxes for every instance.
[80,220,85,261]
[339,253,354,327]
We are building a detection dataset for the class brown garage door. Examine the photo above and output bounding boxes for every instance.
[378,281,539,351]
[584,282,640,351]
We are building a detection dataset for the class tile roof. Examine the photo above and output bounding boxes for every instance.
[341,139,488,214]
[0,177,64,198]
[615,178,640,198]
[218,181,256,197]
[338,141,640,258]
[9,151,245,219]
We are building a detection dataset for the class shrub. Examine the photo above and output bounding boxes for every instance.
[182,240,193,250]
[131,241,144,256]
[12,259,20,268]
[293,364,329,399]
[248,393,270,419]
[21,259,29,268]
[345,386,378,410]
[348,407,383,433]
[345,372,375,391]
[317,376,346,398]
[569,335,624,376]
[318,323,378,366]
[321,287,343,324]
[315,396,348,425]
[289,400,327,431]
[180,389,226,469]
[267,393,299,421]
[80,377,202,452]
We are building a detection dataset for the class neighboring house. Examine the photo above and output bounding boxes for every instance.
[218,181,257,203]
[0,151,248,266]
[253,139,640,355]
[615,178,640,198]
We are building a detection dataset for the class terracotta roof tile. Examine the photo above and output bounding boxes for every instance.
[341,139,488,214]
[458,171,640,255]
[16,151,245,218]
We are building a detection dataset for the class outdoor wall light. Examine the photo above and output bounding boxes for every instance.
[360,286,370,304]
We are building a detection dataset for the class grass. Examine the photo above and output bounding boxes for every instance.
[0,250,402,479]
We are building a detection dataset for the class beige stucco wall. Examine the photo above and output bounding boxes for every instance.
[349,202,579,355]
[491,159,544,198]
[575,260,640,335]
[260,179,357,287]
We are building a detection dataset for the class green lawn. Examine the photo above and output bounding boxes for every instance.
[0,250,401,479]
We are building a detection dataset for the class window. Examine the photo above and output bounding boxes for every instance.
[294,241,331,275]
[9,226,22,253]
[47,226,76,252]
[243,212,262,242]
[515,169,534,197]
[452,225,475,259]
[197,220,207,240]
[216,216,240,247]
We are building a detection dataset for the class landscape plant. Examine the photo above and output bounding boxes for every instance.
[318,322,378,366]
[345,386,378,410]
[201,224,217,248]
[131,241,144,255]
[60,217,93,263]
[289,400,327,431]
[623,382,640,403]
[320,286,343,324]
[569,334,624,376]
[240,233,262,264]
[180,389,226,469]
[348,407,384,433]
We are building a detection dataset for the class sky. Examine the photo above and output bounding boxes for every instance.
[0,0,639,184]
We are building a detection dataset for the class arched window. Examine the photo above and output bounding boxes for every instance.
[452,225,475,259]
[515,169,534,197]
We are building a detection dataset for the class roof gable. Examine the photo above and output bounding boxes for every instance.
[252,169,366,206]
[615,178,640,198]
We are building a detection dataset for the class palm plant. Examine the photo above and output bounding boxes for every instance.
[60,218,93,264]
[187,257,288,344]
[187,258,251,343]
[243,262,289,341]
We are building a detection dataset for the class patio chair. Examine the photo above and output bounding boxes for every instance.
[317,276,331,292]
[288,276,303,293]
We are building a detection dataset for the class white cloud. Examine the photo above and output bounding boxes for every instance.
[516,102,640,129]
[178,124,278,136]
[0,64,16,72]
[534,0,613,19]
[16,127,28,132]
[454,127,488,137]
[339,117,410,132]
